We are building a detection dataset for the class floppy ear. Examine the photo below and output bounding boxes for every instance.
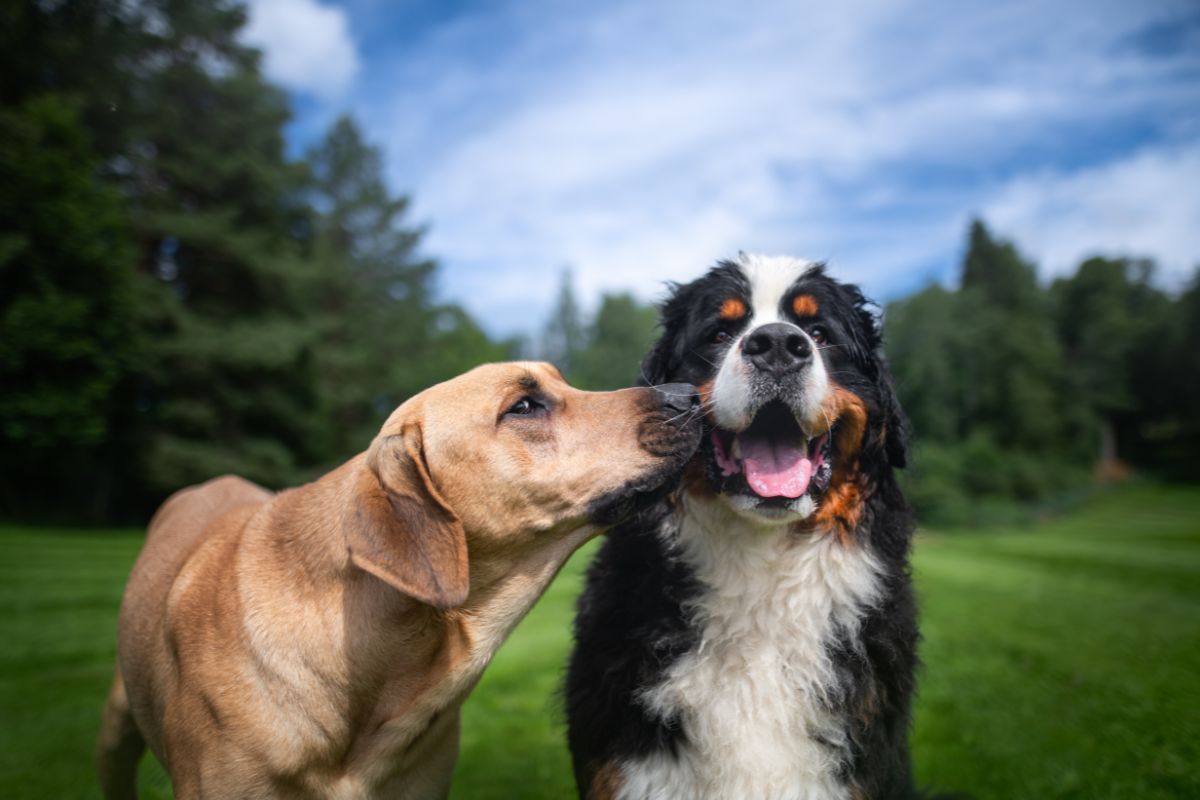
[638,335,674,387]
[349,424,469,610]
[877,361,911,469]
[638,282,687,387]
[840,280,910,470]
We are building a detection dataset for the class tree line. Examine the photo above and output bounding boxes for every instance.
[2,2,1196,525]
[886,221,1200,524]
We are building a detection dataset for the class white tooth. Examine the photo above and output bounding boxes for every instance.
[731,438,742,459]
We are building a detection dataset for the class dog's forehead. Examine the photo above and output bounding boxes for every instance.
[451,362,574,410]
[379,362,567,435]
[678,256,829,329]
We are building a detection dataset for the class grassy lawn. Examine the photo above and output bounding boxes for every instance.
[1,484,1196,798]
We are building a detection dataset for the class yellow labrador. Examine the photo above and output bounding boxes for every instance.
[96,362,699,799]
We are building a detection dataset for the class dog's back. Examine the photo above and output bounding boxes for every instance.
[130,476,273,611]
[96,475,271,799]
[120,474,273,690]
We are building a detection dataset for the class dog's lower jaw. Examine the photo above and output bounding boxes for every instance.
[723,492,816,525]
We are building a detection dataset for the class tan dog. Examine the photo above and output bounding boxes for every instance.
[96,362,699,799]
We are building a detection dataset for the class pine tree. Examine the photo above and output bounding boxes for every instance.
[0,1,509,518]
[542,269,585,376]
[956,219,1064,451]
[304,115,509,461]
[573,293,658,389]
[108,1,320,492]
[884,285,965,444]
[1050,257,1171,466]
[0,97,137,518]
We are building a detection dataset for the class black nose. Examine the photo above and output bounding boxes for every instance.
[656,383,700,415]
[743,322,812,376]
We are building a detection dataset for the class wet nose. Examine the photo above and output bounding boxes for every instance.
[742,322,812,376]
[656,383,700,415]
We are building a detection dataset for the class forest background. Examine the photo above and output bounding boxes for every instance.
[3,1,1198,526]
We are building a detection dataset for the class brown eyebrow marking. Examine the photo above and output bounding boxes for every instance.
[792,294,819,317]
[518,375,539,392]
[719,297,747,321]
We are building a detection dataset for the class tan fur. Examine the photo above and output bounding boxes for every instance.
[587,761,624,800]
[97,363,686,799]
[718,297,747,321]
[802,383,869,542]
[791,293,819,318]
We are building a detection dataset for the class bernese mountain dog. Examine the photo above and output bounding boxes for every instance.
[565,254,919,800]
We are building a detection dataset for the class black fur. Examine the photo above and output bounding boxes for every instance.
[566,259,923,799]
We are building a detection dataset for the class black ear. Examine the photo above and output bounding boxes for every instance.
[877,359,910,469]
[837,277,909,469]
[638,333,674,387]
[637,282,686,387]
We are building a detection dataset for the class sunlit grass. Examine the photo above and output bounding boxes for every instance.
[1,485,1196,798]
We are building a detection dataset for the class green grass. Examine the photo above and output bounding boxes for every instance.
[1,485,1197,798]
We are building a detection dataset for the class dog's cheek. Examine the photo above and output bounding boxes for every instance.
[710,358,754,430]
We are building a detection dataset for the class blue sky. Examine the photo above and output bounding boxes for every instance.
[243,0,1200,337]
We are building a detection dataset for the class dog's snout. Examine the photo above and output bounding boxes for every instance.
[638,382,703,459]
[743,323,811,376]
[656,383,700,416]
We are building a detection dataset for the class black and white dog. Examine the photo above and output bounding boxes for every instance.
[566,254,919,800]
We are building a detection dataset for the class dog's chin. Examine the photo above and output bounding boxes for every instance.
[587,465,683,528]
[722,492,817,526]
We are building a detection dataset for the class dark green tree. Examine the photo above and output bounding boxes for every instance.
[2,0,321,496]
[957,220,1065,450]
[884,285,965,444]
[0,97,137,518]
[573,293,659,389]
[112,2,320,493]
[542,269,585,375]
[1147,268,1200,476]
[305,115,435,458]
[1050,257,1173,465]
[0,1,511,520]
[304,116,509,461]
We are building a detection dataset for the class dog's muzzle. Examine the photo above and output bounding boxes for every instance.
[638,383,701,457]
[588,384,702,526]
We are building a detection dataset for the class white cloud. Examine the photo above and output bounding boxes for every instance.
[984,145,1200,282]
[243,0,359,100]
[338,0,1199,332]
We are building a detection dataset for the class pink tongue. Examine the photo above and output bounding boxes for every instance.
[739,437,813,499]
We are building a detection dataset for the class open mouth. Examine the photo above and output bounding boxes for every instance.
[709,400,832,500]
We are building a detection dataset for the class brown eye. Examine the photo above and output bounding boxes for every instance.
[809,326,828,345]
[714,330,734,345]
[505,396,544,417]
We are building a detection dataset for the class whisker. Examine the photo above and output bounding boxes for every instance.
[664,397,716,426]
[820,406,836,439]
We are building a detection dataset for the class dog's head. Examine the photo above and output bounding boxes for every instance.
[641,254,909,530]
[350,362,701,608]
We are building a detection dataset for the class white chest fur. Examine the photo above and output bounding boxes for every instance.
[620,499,882,800]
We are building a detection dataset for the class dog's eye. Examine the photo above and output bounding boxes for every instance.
[809,326,828,345]
[506,396,543,417]
[714,330,734,345]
